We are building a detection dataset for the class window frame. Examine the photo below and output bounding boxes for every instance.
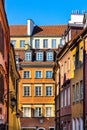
[35,86,42,96]
[46,71,52,78]
[25,52,32,61]
[52,39,56,48]
[34,107,42,117]
[36,52,43,61]
[23,86,31,97]
[35,39,40,48]
[43,39,48,48]
[20,40,25,48]
[35,71,42,78]
[47,51,53,61]
[46,86,52,96]
[23,71,30,78]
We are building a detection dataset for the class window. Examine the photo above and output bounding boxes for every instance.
[46,86,52,96]
[61,91,63,108]
[23,107,31,117]
[11,40,16,48]
[81,47,83,64]
[35,71,42,78]
[35,39,40,48]
[67,58,70,71]
[24,71,30,78]
[35,86,41,96]
[80,80,83,100]
[52,39,56,48]
[23,86,30,96]
[80,118,83,130]
[64,89,67,106]
[46,107,51,117]
[73,84,76,102]
[43,39,48,48]
[34,107,42,117]
[46,71,52,78]
[25,52,31,61]
[47,52,53,61]
[76,83,79,101]
[36,52,43,61]
[68,87,70,105]
[72,119,75,130]
[69,30,71,41]
[73,55,75,70]
[20,40,25,48]
[76,47,79,68]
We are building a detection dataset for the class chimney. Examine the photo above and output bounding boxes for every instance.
[27,19,34,36]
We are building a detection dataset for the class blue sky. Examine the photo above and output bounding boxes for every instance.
[5,0,87,26]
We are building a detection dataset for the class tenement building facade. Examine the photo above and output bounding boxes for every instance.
[10,20,67,130]
[53,12,87,130]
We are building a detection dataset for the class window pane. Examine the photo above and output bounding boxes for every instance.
[46,71,52,78]
[25,52,31,61]
[46,86,52,96]
[23,86,30,96]
[24,71,30,78]
[52,39,56,48]
[43,39,48,48]
[35,86,41,96]
[46,107,51,117]
[34,107,41,117]
[20,40,25,48]
[11,40,16,48]
[23,107,31,117]
[35,71,42,78]
[37,52,43,61]
[47,52,53,61]
[35,39,40,48]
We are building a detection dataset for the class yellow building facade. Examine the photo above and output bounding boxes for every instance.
[9,44,20,130]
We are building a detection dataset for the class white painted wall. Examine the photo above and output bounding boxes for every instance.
[31,37,61,49]
[69,14,84,24]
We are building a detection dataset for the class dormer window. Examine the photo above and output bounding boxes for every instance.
[36,52,43,61]
[47,51,53,61]
[43,39,48,48]
[25,52,31,61]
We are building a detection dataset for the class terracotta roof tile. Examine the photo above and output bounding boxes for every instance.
[10,24,67,37]
[10,25,27,36]
[33,25,67,36]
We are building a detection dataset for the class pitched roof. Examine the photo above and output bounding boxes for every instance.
[10,24,67,37]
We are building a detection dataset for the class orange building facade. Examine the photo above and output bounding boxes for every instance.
[10,20,67,130]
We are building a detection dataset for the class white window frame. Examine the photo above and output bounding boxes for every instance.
[20,40,25,48]
[35,71,42,78]
[25,52,31,61]
[46,71,52,78]
[35,86,42,96]
[46,107,51,117]
[47,52,53,61]
[36,52,43,61]
[35,39,40,48]
[46,86,52,96]
[52,39,56,48]
[23,86,31,96]
[43,39,48,48]
[34,107,42,117]
[22,105,31,117]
